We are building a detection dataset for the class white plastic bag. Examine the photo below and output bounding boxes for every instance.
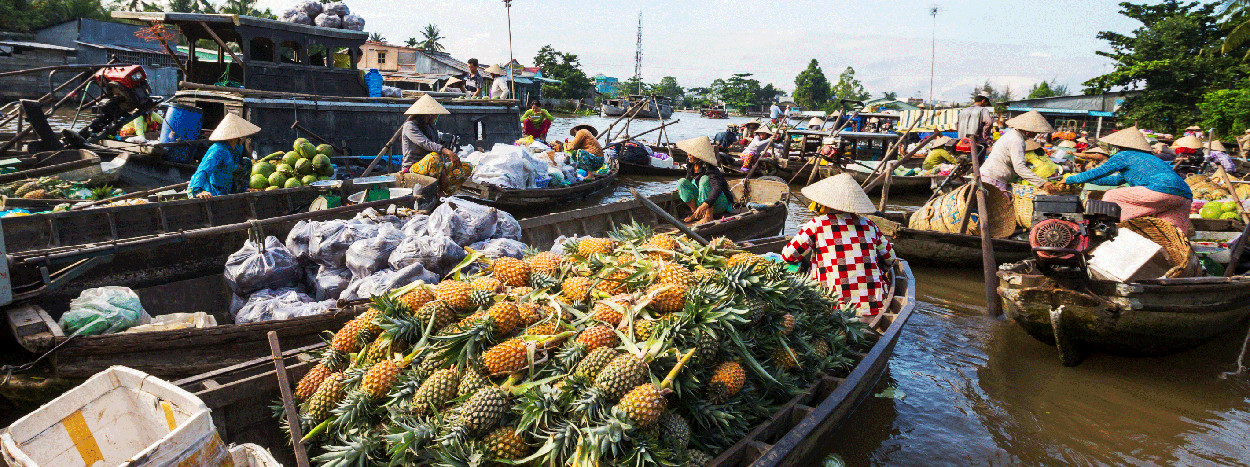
[285,220,320,261]
[470,238,527,259]
[235,288,315,324]
[346,224,403,279]
[223,236,302,295]
[341,263,439,301]
[313,266,353,301]
[59,286,151,335]
[427,198,498,246]
[389,234,465,277]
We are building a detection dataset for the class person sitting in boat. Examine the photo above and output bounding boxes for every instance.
[741,126,777,172]
[487,65,511,99]
[1171,135,1205,175]
[439,77,468,95]
[1063,126,1193,234]
[1206,140,1236,173]
[521,100,553,140]
[981,110,1058,193]
[922,136,958,171]
[712,124,740,152]
[189,114,260,199]
[118,110,164,141]
[782,173,897,317]
[401,95,472,196]
[566,125,604,158]
[735,121,762,147]
[806,117,825,131]
[676,136,733,225]
[1152,142,1176,162]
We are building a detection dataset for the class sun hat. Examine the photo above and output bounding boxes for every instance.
[1153,142,1174,155]
[1208,140,1228,152]
[754,125,774,135]
[676,136,719,166]
[800,173,876,215]
[570,124,599,137]
[209,113,261,141]
[1172,135,1202,150]
[929,135,952,147]
[444,77,464,87]
[1024,139,1042,151]
[808,117,824,128]
[1057,140,1077,149]
[404,94,450,115]
[1185,125,1202,131]
[743,120,762,128]
[1099,126,1153,153]
[1004,111,1055,133]
[1085,146,1109,156]
[485,65,507,76]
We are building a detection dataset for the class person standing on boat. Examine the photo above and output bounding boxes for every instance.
[769,102,783,125]
[956,94,995,156]
[487,65,511,99]
[782,173,897,317]
[740,126,777,172]
[521,100,553,140]
[189,114,260,199]
[676,136,733,225]
[981,110,1057,193]
[1206,140,1235,173]
[463,58,484,97]
[1063,126,1193,234]
[401,95,472,195]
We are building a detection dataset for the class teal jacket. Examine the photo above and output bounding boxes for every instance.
[1065,149,1192,199]
[189,142,242,197]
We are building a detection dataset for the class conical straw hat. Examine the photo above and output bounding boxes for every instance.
[1185,125,1202,131]
[1098,126,1153,152]
[801,173,876,215]
[754,125,773,135]
[1085,146,1109,156]
[405,94,450,115]
[445,77,464,87]
[1057,140,1076,148]
[1171,135,1202,149]
[676,136,719,166]
[209,113,261,141]
[1152,142,1174,154]
[1024,139,1042,151]
[1208,140,1228,152]
[485,65,507,76]
[1004,110,1055,133]
[930,135,952,147]
[808,117,824,128]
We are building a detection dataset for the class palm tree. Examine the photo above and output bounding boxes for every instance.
[420,24,445,52]
[1221,0,1250,58]
[368,32,386,43]
[405,37,418,48]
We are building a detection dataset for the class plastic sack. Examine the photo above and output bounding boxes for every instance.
[223,236,302,295]
[323,1,350,16]
[314,13,342,28]
[273,299,335,321]
[59,286,151,336]
[342,14,365,31]
[494,209,522,241]
[313,266,353,301]
[389,234,465,276]
[311,222,380,268]
[470,238,527,259]
[234,288,314,324]
[402,214,430,237]
[296,0,323,17]
[341,263,439,301]
[285,220,320,261]
[284,11,312,25]
[346,224,403,279]
[427,198,498,246]
[550,235,588,255]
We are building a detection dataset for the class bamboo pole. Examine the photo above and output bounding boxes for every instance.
[968,139,1001,316]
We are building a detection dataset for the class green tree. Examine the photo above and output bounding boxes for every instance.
[533,45,594,100]
[792,59,831,110]
[404,37,418,48]
[218,0,273,18]
[1,0,110,32]
[1220,0,1250,58]
[828,66,869,111]
[419,24,445,52]
[1199,86,1250,137]
[721,73,764,111]
[653,76,683,101]
[368,32,386,43]
[1027,80,1070,99]
[882,91,899,100]
[1085,1,1247,131]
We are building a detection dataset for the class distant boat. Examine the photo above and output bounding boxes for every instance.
[701,108,729,119]
[601,95,674,119]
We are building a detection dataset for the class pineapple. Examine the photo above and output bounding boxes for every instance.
[690,268,719,284]
[526,251,564,276]
[456,386,510,435]
[594,353,648,400]
[577,237,617,256]
[485,301,524,336]
[413,300,457,334]
[657,411,691,450]
[618,319,658,341]
[574,347,619,379]
[646,283,687,313]
[472,276,503,293]
[492,257,532,287]
[458,369,490,398]
[516,303,543,326]
[591,296,631,326]
[435,280,475,311]
[576,325,619,352]
[688,450,714,466]
[615,253,637,264]
[399,286,435,313]
[709,236,737,250]
[483,338,529,375]
[811,340,831,360]
[644,233,678,251]
[360,359,400,399]
[295,363,332,401]
[653,261,692,286]
[726,253,766,273]
[561,276,595,303]
[362,335,395,365]
[22,189,47,199]
[524,314,561,336]
[411,368,461,416]
[303,372,346,422]
[14,181,38,197]
[743,297,768,324]
[483,426,530,460]
[780,313,796,336]
[616,384,668,428]
[508,286,535,299]
[707,361,745,403]
[324,318,365,371]
[771,348,798,371]
[356,308,384,339]
[597,268,633,295]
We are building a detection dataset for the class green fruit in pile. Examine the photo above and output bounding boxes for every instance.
[301,175,318,185]
[265,186,279,191]
[312,153,332,171]
[294,158,313,175]
[249,174,269,190]
[282,151,300,167]
[411,368,461,416]
[593,354,648,400]
[251,160,275,178]
[268,172,288,187]
[293,138,310,152]
[298,141,318,159]
[284,177,303,189]
[316,144,337,156]
[275,163,294,175]
[456,386,509,435]
[1221,211,1240,220]
[573,347,618,379]
[1223,201,1239,213]
[317,175,332,181]
[1200,204,1222,220]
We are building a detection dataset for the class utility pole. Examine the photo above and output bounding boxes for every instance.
[504,0,516,100]
[633,12,643,95]
[929,6,940,107]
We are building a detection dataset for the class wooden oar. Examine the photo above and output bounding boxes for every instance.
[361,125,406,177]
[630,188,709,245]
[70,182,188,210]
[267,332,310,467]
[967,138,1001,316]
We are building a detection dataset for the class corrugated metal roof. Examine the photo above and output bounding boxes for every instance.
[422,51,470,74]
[78,41,185,57]
[0,40,76,52]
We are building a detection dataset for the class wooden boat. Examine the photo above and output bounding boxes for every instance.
[170,237,914,467]
[997,260,1250,366]
[0,149,120,186]
[457,160,619,212]
[847,160,941,194]
[866,212,1031,267]
[601,95,674,120]
[618,159,688,176]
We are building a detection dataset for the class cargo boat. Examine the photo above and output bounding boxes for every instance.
[457,160,620,213]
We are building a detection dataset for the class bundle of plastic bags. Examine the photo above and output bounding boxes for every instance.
[223,236,302,296]
[59,287,151,335]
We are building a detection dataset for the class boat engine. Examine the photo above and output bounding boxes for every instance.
[23,65,162,150]
[1028,195,1121,272]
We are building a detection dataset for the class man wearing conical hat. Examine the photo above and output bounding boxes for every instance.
[981,110,1056,193]
[1170,135,1204,175]
[486,65,511,100]
[1063,126,1193,233]
[781,173,897,317]
[189,113,261,199]
[402,94,473,195]
[675,137,733,224]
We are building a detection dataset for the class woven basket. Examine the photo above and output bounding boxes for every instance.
[1012,184,1037,230]
[1118,217,1200,278]
[914,182,1015,238]
[908,204,935,231]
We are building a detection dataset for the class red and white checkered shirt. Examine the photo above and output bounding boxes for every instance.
[782,213,898,316]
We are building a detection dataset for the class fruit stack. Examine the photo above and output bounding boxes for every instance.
[250,138,338,191]
[289,224,867,466]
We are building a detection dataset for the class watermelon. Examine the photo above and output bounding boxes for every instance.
[268,172,288,188]
[1200,203,1222,220]
[297,141,318,159]
[301,175,318,185]
[251,160,275,178]
[1221,211,1241,220]
[249,174,269,190]
[316,144,337,156]
[294,158,313,175]
[282,151,300,167]
[284,177,303,189]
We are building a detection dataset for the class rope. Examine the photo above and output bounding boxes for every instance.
[1222,325,1250,378]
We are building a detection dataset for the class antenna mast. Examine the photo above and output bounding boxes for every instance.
[633,12,643,94]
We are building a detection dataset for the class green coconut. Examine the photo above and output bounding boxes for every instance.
[318,162,335,177]
[311,153,332,171]
[301,175,318,185]
[294,158,313,175]
[284,177,303,189]
[251,160,275,178]
[268,172,288,188]
[249,174,269,190]
[293,138,309,152]
[316,144,337,156]
[275,163,294,175]
[297,141,318,159]
[317,175,332,181]
[282,151,300,167]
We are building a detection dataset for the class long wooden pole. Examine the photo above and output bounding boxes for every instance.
[969,138,1001,316]
[267,332,310,467]
[631,188,709,245]
[361,124,406,177]
[611,119,680,145]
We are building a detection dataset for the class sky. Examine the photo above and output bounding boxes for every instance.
[257,0,1154,103]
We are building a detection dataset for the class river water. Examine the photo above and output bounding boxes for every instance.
[554,114,1250,465]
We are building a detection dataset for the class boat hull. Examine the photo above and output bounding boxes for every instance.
[867,214,1031,267]
[457,161,619,213]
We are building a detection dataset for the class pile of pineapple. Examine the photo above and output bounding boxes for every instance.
[288,224,868,466]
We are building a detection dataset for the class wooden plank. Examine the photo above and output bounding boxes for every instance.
[5,304,58,352]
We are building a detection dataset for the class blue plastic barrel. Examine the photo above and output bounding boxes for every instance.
[159,103,203,163]
[365,69,383,97]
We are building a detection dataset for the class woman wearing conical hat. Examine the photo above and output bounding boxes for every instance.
[1170,135,1204,175]
[402,95,473,195]
[782,173,897,317]
[189,114,260,199]
[1205,140,1235,173]
[981,110,1058,193]
[675,136,734,225]
[1063,126,1193,233]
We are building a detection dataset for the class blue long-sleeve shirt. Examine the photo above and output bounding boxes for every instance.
[1065,149,1192,199]
[189,142,242,197]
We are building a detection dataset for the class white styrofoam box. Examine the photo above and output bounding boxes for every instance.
[1191,231,1243,263]
[230,444,283,467]
[1,366,227,467]
[1088,229,1171,283]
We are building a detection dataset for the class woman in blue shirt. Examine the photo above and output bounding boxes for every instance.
[189,114,261,199]
[1064,126,1193,233]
